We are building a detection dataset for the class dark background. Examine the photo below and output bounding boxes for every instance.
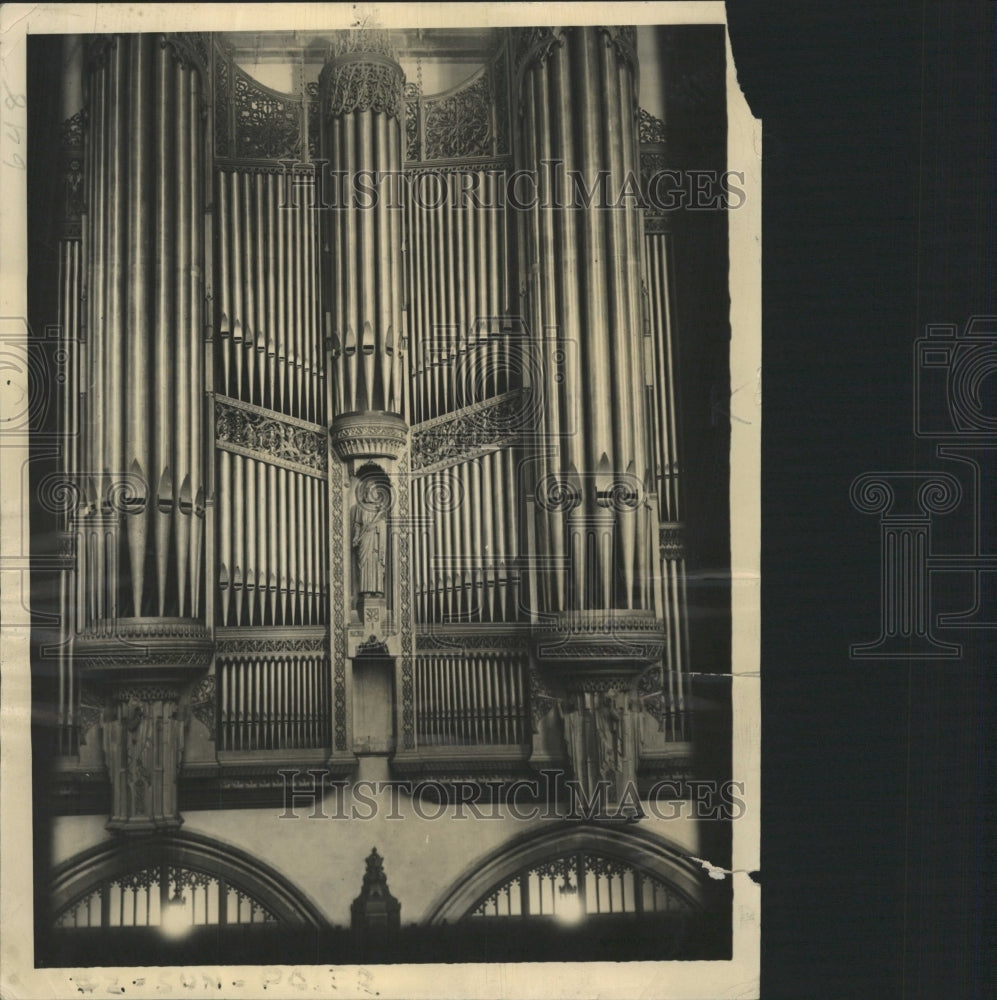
[728,2,995,997]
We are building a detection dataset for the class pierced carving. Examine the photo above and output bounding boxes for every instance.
[403,82,420,161]
[233,65,302,160]
[321,56,404,121]
[423,71,492,161]
[411,391,529,469]
[60,111,85,150]
[638,107,667,146]
[215,400,326,474]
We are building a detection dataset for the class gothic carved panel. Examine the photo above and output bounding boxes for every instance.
[322,57,404,120]
[423,71,492,160]
[215,400,327,475]
[638,107,667,146]
[411,390,529,470]
[233,65,302,160]
[403,81,420,161]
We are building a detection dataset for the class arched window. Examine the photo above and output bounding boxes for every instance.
[426,823,711,925]
[50,831,326,933]
[467,849,695,921]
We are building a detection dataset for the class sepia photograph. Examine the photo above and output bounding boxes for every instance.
[2,4,760,997]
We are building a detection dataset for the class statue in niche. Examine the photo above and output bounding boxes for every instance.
[352,478,388,597]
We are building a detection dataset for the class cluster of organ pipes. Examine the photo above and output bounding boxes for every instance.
[216,168,325,425]
[643,233,681,523]
[643,230,689,742]
[324,94,405,417]
[412,448,522,625]
[404,170,513,423]
[77,35,206,622]
[517,28,657,617]
[216,452,328,627]
[49,29,700,767]
[413,654,528,747]
[217,654,331,751]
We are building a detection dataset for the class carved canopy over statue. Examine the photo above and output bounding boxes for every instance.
[352,478,389,597]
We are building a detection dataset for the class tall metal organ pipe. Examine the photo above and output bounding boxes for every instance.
[78,34,207,624]
[320,33,406,419]
[514,27,658,619]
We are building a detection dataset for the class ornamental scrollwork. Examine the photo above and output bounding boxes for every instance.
[215,400,327,474]
[511,27,567,76]
[60,111,85,150]
[321,57,404,121]
[638,107,667,146]
[596,26,638,75]
[423,71,492,161]
[215,637,328,654]
[233,66,302,161]
[411,390,529,469]
[403,82,420,161]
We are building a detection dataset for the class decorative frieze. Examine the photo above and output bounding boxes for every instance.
[215,635,328,655]
[215,399,327,475]
[658,522,686,561]
[411,390,529,470]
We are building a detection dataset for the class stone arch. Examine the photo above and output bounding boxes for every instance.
[423,821,713,924]
[50,829,327,927]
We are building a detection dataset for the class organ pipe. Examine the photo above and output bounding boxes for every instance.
[77,35,206,625]
[215,167,322,423]
[321,37,404,418]
[515,27,657,617]
[215,454,327,628]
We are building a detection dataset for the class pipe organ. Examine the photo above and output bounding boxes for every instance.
[49,26,700,823]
